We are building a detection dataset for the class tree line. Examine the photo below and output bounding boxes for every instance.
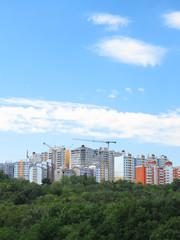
[0,169,180,240]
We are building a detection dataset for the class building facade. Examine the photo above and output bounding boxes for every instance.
[29,162,48,184]
[0,162,14,178]
[70,145,97,168]
[14,160,30,180]
[96,164,108,183]
[49,146,66,169]
[135,160,179,185]
[114,152,135,182]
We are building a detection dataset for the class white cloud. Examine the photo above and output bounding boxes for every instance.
[96,89,106,93]
[163,11,180,29]
[138,88,145,92]
[88,13,130,31]
[1,98,180,146]
[125,88,132,93]
[94,36,167,67]
[108,90,119,98]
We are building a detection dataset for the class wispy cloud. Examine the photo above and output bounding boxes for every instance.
[163,11,180,29]
[108,90,119,98]
[125,88,132,93]
[1,98,180,146]
[123,97,128,101]
[88,13,130,31]
[96,89,106,93]
[93,36,167,67]
[138,88,145,92]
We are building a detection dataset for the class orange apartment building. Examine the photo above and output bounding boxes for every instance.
[136,160,180,185]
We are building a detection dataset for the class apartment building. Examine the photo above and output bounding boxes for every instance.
[31,152,49,163]
[70,145,97,168]
[96,164,108,183]
[14,160,31,180]
[136,165,146,185]
[89,164,96,177]
[65,150,70,168]
[157,155,168,168]
[136,160,178,185]
[164,161,174,184]
[29,161,51,184]
[49,146,66,169]
[174,166,180,179]
[135,154,146,167]
[157,167,165,185]
[0,162,14,178]
[114,152,135,182]
[146,161,158,185]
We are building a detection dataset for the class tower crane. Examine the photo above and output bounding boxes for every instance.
[43,142,57,164]
[73,138,116,149]
[43,142,52,149]
[67,144,74,150]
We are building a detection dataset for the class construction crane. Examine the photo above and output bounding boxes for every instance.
[43,142,57,163]
[67,144,74,150]
[43,142,52,149]
[73,138,116,149]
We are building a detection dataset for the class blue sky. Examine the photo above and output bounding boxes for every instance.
[0,0,180,166]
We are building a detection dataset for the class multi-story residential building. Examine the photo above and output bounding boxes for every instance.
[31,152,42,162]
[164,161,174,184]
[115,153,173,185]
[136,165,146,185]
[65,150,70,168]
[49,146,66,169]
[54,167,75,181]
[73,166,93,178]
[29,160,52,184]
[96,147,122,182]
[31,152,49,163]
[157,155,168,168]
[146,153,156,162]
[177,166,180,178]
[157,167,165,185]
[89,164,96,177]
[96,147,111,181]
[79,167,93,177]
[29,162,47,184]
[14,160,31,180]
[135,154,146,167]
[114,152,135,182]
[173,166,180,179]
[41,152,49,162]
[146,161,158,185]
[136,160,177,185]
[0,162,14,178]
[96,164,108,183]
[70,145,97,168]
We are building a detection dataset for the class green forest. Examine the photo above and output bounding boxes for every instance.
[0,169,180,240]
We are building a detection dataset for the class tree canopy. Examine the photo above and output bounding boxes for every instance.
[0,173,180,240]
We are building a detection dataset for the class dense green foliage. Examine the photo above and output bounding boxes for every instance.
[0,170,180,240]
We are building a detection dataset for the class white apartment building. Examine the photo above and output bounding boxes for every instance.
[135,154,146,166]
[157,155,168,168]
[29,162,47,184]
[114,152,135,182]
[14,160,31,180]
[164,161,174,184]
[146,161,158,185]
